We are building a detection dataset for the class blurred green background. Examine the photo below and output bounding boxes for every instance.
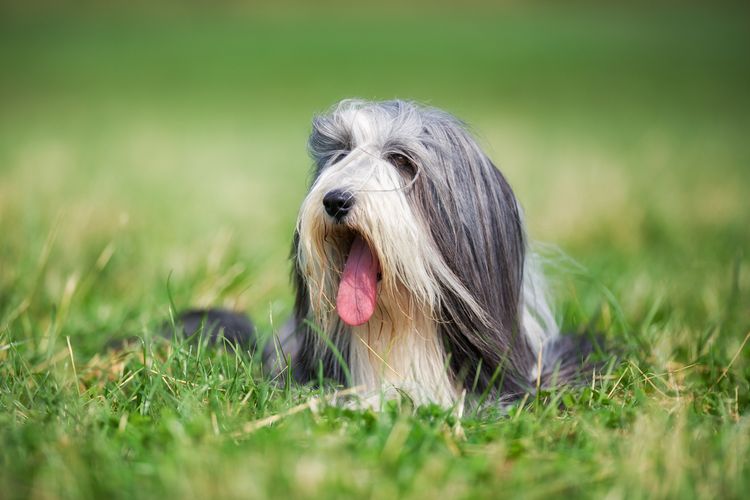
[2,2,750,498]
[1,0,748,339]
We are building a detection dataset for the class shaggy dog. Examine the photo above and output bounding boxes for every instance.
[180,99,595,407]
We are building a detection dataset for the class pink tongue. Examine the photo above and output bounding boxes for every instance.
[336,235,380,326]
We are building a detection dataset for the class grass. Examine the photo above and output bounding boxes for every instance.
[1,2,749,498]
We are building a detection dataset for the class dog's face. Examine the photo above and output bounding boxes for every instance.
[296,100,526,351]
[297,104,442,330]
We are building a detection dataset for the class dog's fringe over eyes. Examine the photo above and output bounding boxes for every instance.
[208,98,599,408]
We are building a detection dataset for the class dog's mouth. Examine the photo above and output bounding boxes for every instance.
[335,232,381,327]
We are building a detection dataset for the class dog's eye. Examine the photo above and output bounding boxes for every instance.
[387,153,416,174]
[331,152,348,164]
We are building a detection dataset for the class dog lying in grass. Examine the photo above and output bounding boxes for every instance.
[171,99,598,407]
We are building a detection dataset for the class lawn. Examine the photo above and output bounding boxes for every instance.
[1,2,749,498]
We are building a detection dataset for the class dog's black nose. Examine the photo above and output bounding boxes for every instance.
[322,190,354,221]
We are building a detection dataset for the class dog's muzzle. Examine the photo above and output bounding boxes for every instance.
[322,190,354,221]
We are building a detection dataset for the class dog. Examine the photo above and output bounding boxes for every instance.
[178,99,596,407]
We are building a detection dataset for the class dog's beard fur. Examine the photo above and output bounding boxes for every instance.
[286,99,564,407]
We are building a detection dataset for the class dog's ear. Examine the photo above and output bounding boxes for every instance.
[415,116,533,394]
[417,116,526,322]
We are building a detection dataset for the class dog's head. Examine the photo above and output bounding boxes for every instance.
[294,99,532,389]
